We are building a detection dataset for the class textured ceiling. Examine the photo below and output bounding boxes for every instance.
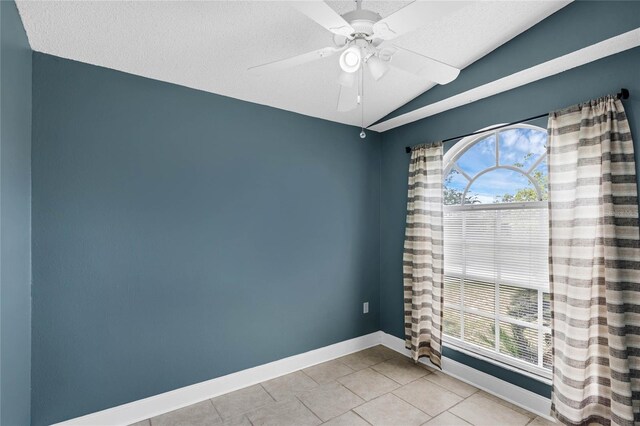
[17,1,570,128]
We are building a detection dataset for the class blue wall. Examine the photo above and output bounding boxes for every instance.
[23,1,640,423]
[0,2,32,425]
[31,53,381,425]
[379,0,640,397]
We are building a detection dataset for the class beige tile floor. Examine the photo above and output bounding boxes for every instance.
[131,346,556,426]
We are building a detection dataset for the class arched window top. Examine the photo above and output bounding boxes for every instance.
[443,124,548,206]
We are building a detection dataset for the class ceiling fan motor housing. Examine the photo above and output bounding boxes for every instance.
[342,9,381,37]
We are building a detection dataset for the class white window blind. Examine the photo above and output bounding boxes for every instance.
[444,204,549,290]
[443,202,552,377]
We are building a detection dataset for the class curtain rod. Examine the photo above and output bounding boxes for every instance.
[405,88,630,154]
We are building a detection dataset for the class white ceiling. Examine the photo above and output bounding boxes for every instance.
[17,1,570,128]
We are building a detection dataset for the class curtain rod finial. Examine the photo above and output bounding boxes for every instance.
[617,88,629,100]
[405,146,412,154]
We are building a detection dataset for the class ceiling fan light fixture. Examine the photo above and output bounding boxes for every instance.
[339,46,362,73]
[366,55,389,81]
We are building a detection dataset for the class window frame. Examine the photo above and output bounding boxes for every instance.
[442,123,552,381]
[443,123,548,205]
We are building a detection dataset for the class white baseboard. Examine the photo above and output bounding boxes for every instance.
[54,331,383,426]
[380,332,554,422]
[56,330,553,425]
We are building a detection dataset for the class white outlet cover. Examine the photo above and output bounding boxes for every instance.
[363,302,369,314]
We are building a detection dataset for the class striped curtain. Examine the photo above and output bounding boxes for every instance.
[548,96,640,425]
[403,143,444,367]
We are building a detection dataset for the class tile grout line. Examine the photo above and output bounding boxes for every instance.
[292,395,324,425]
[358,391,434,425]
[299,367,321,387]
[474,391,538,420]
[212,384,273,425]
[391,377,463,419]
[422,372,480,399]
[447,391,537,425]
[349,408,374,426]
[369,357,434,386]
[259,369,324,422]
[332,357,356,371]
[303,359,355,384]
[390,392,435,419]
[258,383,277,403]
[525,415,552,426]
[207,398,225,424]
[258,382,278,404]
[434,388,481,423]
[432,409,472,426]
[367,363,405,387]
[318,382,371,423]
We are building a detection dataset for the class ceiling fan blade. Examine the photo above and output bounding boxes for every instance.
[373,1,468,41]
[337,82,359,112]
[291,2,355,37]
[248,46,343,73]
[388,46,459,85]
[338,71,356,87]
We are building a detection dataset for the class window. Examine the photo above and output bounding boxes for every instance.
[442,124,551,379]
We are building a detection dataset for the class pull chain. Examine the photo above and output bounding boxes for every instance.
[360,65,366,139]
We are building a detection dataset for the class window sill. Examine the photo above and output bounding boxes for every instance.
[443,338,553,385]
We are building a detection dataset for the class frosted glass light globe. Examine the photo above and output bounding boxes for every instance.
[339,47,362,73]
[344,51,359,67]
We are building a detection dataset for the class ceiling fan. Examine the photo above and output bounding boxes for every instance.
[249,0,464,116]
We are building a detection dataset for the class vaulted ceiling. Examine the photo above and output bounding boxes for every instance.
[17,1,570,128]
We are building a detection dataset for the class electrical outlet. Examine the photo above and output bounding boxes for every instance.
[363,302,369,314]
